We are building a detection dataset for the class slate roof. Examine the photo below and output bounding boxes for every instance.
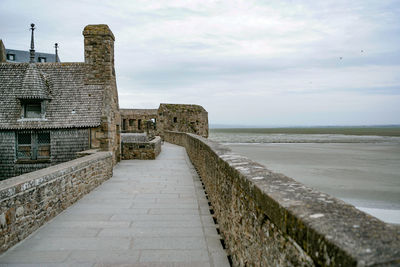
[17,64,52,100]
[5,49,60,63]
[0,62,103,130]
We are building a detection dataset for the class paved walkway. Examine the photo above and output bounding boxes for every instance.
[0,143,229,266]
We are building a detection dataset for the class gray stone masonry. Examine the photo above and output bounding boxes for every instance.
[164,131,400,266]
[120,104,209,139]
[83,24,121,165]
[0,151,113,253]
[0,143,229,266]
[158,104,208,138]
[0,40,6,62]
[122,135,162,160]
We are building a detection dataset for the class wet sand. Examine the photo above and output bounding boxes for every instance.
[227,143,400,224]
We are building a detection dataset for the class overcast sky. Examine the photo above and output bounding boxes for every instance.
[1,0,399,126]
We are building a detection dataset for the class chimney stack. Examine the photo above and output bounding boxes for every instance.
[82,24,120,164]
[83,24,115,84]
[0,39,6,62]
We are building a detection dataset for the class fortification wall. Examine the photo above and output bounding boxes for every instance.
[120,104,209,139]
[121,136,162,160]
[164,131,400,266]
[120,109,158,133]
[158,104,208,138]
[0,151,112,253]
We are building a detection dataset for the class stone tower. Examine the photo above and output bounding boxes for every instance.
[0,40,6,62]
[83,24,121,164]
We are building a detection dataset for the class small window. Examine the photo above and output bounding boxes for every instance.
[37,132,50,158]
[7,54,15,61]
[129,119,134,126]
[38,57,47,62]
[173,117,177,123]
[138,119,142,130]
[24,102,42,118]
[17,133,32,159]
[17,131,50,161]
[122,119,126,131]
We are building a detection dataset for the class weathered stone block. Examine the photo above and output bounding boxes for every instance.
[121,136,162,160]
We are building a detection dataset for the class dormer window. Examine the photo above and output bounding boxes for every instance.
[7,53,15,61]
[38,57,46,62]
[20,100,46,119]
[25,102,41,118]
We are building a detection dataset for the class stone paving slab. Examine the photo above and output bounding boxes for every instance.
[0,143,229,266]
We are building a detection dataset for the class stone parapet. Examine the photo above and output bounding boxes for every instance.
[0,151,113,253]
[164,131,400,266]
[122,136,162,160]
[121,133,148,143]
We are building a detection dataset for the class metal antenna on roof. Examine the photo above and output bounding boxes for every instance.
[54,43,59,62]
[29,23,35,63]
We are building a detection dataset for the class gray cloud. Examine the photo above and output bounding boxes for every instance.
[1,0,400,125]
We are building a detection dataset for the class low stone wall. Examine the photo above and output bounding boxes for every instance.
[164,131,400,266]
[121,136,162,160]
[0,151,113,253]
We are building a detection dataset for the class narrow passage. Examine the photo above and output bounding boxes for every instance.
[0,143,229,266]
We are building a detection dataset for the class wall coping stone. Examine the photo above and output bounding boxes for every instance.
[0,151,112,199]
[121,133,148,143]
[166,131,400,265]
[83,24,115,40]
[76,149,100,157]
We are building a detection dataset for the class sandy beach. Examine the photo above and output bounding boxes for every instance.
[226,142,400,224]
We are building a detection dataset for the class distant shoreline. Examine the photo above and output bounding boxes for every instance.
[210,126,400,137]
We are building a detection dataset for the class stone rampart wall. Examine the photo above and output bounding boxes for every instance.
[0,151,113,253]
[158,104,208,138]
[164,131,400,266]
[122,136,161,160]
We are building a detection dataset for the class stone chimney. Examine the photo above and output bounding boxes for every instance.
[83,24,116,84]
[0,39,6,62]
[83,24,121,164]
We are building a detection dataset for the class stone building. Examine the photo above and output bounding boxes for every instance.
[1,36,60,63]
[120,103,209,138]
[3,48,60,63]
[120,109,158,133]
[0,24,120,180]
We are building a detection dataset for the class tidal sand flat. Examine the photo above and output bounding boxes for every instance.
[209,128,400,224]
